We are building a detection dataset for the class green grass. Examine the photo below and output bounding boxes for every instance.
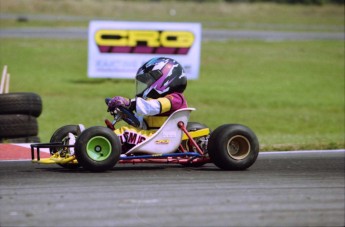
[0,38,344,150]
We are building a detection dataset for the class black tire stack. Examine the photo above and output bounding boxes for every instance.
[0,92,42,143]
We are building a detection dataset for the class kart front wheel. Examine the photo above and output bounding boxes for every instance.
[207,124,259,170]
[75,126,121,172]
[50,125,81,169]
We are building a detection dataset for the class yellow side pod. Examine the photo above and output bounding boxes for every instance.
[182,128,210,141]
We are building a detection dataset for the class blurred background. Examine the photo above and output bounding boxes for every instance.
[0,0,344,151]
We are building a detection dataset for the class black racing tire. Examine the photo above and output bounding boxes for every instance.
[0,92,42,117]
[75,126,121,172]
[0,114,38,138]
[207,124,259,170]
[2,136,40,143]
[180,122,210,167]
[50,125,81,169]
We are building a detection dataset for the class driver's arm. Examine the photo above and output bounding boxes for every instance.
[134,97,171,116]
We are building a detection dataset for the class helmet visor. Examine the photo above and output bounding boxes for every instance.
[135,70,162,97]
[136,80,148,97]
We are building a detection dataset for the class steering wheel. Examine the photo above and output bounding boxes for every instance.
[118,106,140,128]
[105,98,140,128]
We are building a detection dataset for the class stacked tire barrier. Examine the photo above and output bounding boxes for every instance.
[0,92,42,143]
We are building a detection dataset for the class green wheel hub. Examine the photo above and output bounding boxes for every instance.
[86,136,112,161]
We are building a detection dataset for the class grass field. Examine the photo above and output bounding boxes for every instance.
[0,38,343,150]
[0,1,344,150]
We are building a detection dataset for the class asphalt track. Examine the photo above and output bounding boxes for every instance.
[1,150,344,227]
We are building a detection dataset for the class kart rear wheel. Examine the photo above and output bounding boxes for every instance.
[75,126,121,172]
[50,125,81,169]
[207,124,259,170]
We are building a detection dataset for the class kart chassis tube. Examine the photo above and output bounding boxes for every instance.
[177,121,204,155]
[118,152,208,164]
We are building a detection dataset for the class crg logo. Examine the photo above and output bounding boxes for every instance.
[95,30,194,55]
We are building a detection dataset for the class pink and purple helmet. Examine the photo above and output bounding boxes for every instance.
[135,57,187,99]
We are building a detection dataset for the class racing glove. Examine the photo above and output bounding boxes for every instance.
[107,96,133,111]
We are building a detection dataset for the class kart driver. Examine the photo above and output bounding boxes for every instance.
[107,57,188,152]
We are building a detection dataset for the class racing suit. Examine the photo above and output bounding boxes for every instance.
[114,92,187,151]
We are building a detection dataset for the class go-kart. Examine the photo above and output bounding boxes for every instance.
[31,99,259,172]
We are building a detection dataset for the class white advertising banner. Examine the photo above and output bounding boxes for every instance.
[88,21,201,79]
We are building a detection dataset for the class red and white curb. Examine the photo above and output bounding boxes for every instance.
[0,143,50,161]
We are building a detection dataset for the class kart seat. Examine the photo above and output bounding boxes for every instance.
[125,108,195,155]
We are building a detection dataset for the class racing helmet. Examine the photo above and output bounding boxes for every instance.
[135,57,187,99]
